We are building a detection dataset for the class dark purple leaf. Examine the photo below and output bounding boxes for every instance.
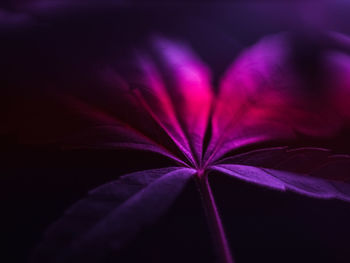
[31,167,196,263]
[212,147,350,201]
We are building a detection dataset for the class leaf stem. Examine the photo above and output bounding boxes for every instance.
[195,170,234,263]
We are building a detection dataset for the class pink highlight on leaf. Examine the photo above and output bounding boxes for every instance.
[207,33,345,163]
[151,37,213,165]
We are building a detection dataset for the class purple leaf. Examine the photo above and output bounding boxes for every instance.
[211,164,286,191]
[149,37,213,163]
[5,27,350,263]
[31,167,196,263]
[212,147,350,201]
[205,33,350,163]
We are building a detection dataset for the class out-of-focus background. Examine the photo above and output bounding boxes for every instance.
[2,1,350,263]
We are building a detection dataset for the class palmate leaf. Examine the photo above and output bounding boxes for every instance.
[31,167,195,263]
[5,16,350,262]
